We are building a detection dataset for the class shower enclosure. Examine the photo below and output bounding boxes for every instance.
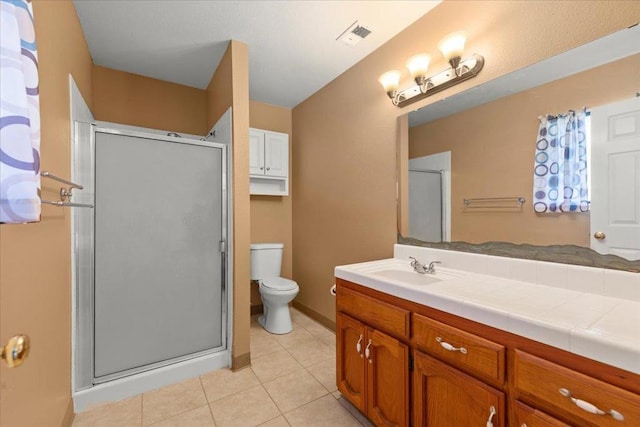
[408,151,451,243]
[72,123,229,397]
[409,168,444,242]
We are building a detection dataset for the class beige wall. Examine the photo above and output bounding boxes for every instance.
[249,101,293,306]
[409,54,640,246]
[92,65,208,135]
[206,41,251,369]
[0,1,93,426]
[292,1,640,324]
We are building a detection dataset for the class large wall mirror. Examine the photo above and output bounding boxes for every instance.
[398,25,640,271]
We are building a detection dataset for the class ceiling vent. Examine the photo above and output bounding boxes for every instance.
[337,21,372,47]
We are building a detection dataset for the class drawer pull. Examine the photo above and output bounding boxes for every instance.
[486,405,496,427]
[365,339,373,364]
[559,388,624,421]
[356,334,363,358]
[436,336,468,354]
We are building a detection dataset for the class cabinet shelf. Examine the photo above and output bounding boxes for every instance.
[249,175,288,196]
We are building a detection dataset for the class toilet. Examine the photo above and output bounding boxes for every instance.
[250,243,299,334]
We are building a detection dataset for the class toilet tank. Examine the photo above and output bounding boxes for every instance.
[250,243,284,280]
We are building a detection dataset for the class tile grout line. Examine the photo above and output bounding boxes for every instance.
[144,378,212,426]
[259,381,288,423]
[252,313,340,421]
[199,375,218,426]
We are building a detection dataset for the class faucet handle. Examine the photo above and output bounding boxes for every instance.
[409,256,418,266]
[427,260,442,273]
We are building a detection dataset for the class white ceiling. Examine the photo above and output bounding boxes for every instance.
[73,1,441,108]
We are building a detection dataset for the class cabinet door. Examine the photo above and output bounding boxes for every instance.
[264,131,288,177]
[413,350,505,427]
[336,313,366,413]
[367,328,410,427]
[249,129,265,175]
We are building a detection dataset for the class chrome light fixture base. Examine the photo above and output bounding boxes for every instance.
[391,53,484,108]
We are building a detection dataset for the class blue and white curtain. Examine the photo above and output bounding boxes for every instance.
[0,0,40,223]
[533,110,589,213]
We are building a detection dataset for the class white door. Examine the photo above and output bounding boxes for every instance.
[264,131,288,177]
[590,97,640,260]
[249,129,265,175]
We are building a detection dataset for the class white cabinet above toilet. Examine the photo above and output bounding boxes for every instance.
[249,128,289,196]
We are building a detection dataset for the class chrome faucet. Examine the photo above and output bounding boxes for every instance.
[409,257,429,274]
[410,257,442,274]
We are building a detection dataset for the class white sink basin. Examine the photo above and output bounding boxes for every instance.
[335,258,469,290]
[371,269,442,286]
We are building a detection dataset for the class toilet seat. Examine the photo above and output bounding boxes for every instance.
[259,277,298,291]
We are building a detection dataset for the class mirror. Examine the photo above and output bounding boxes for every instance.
[398,26,640,270]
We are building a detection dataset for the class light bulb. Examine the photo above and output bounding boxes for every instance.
[438,31,466,68]
[378,70,401,98]
[406,54,431,84]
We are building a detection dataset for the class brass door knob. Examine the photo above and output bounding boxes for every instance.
[593,231,606,240]
[1,334,30,368]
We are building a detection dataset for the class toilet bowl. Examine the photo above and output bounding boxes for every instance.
[250,243,299,334]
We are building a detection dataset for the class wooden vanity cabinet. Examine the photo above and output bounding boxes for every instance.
[336,312,410,426]
[335,278,640,427]
[413,350,505,426]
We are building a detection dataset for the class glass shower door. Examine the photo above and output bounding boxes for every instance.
[92,130,225,382]
[409,169,443,242]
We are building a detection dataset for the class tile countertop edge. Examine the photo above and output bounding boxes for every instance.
[334,261,640,375]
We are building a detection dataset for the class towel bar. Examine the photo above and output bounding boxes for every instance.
[463,197,525,208]
[40,171,92,208]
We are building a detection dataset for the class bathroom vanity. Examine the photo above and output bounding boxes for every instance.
[334,245,640,426]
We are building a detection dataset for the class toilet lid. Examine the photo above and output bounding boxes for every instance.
[260,277,298,291]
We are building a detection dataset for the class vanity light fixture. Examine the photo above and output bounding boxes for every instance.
[379,31,484,108]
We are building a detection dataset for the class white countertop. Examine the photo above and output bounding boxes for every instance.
[335,257,640,374]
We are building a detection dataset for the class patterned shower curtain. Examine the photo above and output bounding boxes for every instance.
[532,110,589,214]
[0,0,40,223]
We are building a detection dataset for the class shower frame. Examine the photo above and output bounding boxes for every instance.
[71,122,231,393]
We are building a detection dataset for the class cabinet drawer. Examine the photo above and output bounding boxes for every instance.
[513,400,570,427]
[514,350,640,427]
[336,286,410,339]
[412,313,505,384]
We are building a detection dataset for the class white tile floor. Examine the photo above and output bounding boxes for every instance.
[73,308,373,426]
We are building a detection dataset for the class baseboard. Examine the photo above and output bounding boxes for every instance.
[232,352,251,370]
[250,304,263,316]
[61,399,75,427]
[291,300,336,331]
